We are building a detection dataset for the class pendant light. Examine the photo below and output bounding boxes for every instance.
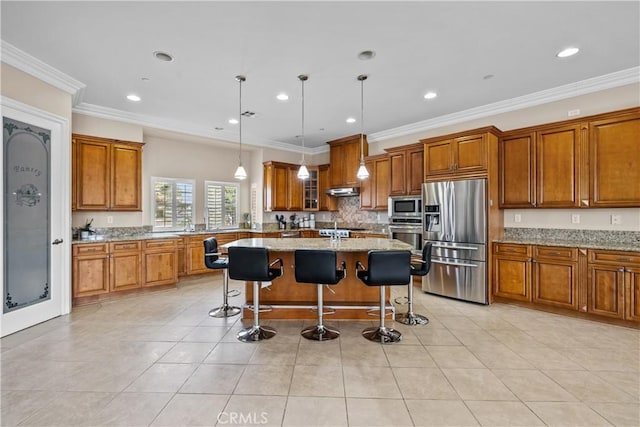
[297,74,310,180]
[356,74,369,180]
[233,75,247,180]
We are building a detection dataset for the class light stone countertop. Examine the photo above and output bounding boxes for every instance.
[494,238,640,253]
[222,237,413,252]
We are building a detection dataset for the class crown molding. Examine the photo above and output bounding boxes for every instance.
[1,40,86,106]
[369,67,640,143]
[73,102,315,154]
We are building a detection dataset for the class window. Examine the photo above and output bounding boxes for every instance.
[205,181,239,229]
[151,177,195,231]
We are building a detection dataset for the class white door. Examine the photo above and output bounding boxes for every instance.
[1,97,70,337]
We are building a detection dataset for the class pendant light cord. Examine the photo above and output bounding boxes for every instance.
[236,75,245,166]
[301,75,305,163]
[358,74,367,162]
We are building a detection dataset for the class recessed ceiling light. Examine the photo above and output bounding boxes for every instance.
[557,47,579,58]
[141,77,150,82]
[228,118,238,125]
[153,51,174,62]
[358,50,376,60]
[424,91,437,100]
[276,93,289,101]
[346,117,356,123]
[126,94,141,102]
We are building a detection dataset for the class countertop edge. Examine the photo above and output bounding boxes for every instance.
[494,238,640,253]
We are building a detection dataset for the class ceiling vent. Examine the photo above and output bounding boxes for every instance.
[241,111,257,118]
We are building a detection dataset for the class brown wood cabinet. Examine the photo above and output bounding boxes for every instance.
[287,166,304,211]
[492,243,532,302]
[360,154,389,211]
[500,124,582,208]
[386,143,424,196]
[328,134,368,188]
[176,237,187,277]
[532,246,578,310]
[350,232,387,239]
[142,239,178,287]
[587,249,640,320]
[589,111,640,207]
[73,134,143,211]
[109,241,142,292]
[318,164,337,211]
[73,243,110,298]
[263,161,305,212]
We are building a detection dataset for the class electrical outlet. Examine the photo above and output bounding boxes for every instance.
[107,215,113,224]
[611,214,622,225]
[514,214,522,223]
[568,109,581,117]
[571,214,580,224]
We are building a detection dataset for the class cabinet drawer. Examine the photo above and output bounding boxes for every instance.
[73,243,108,256]
[494,243,530,257]
[144,239,177,251]
[188,235,215,247]
[534,246,577,261]
[214,233,238,245]
[110,241,141,253]
[588,250,640,266]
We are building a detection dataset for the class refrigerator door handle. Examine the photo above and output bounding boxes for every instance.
[431,243,478,251]
[431,259,479,268]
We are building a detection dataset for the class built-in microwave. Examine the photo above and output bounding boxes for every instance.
[388,195,422,218]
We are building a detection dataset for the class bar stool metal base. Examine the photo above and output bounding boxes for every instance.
[362,326,402,344]
[209,304,242,318]
[237,325,277,342]
[301,324,340,341]
[396,312,429,326]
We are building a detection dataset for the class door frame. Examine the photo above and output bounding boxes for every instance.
[1,96,71,337]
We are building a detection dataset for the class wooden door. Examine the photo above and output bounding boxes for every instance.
[389,151,406,195]
[532,257,578,310]
[536,124,581,207]
[343,139,364,186]
[110,253,141,292]
[177,238,187,277]
[72,244,109,298]
[187,236,211,275]
[407,147,424,195]
[71,137,77,210]
[625,267,640,321]
[111,143,142,210]
[76,138,110,210]
[589,112,640,207]
[359,158,375,209]
[318,164,336,211]
[287,166,304,210]
[143,252,177,286]
[373,157,390,210]
[499,132,535,208]
[587,264,625,319]
[329,143,345,187]
[264,162,289,211]
[454,134,487,173]
[493,255,531,302]
[424,140,454,177]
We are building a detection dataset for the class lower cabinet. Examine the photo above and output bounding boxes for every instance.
[109,241,142,292]
[142,239,178,287]
[493,242,639,323]
[73,243,110,298]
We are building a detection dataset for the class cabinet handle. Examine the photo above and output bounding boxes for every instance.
[616,257,632,262]
[548,251,561,256]
[531,259,537,263]
[619,268,625,272]
[581,199,589,207]
[532,202,537,207]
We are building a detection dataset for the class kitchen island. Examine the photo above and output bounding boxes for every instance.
[222,237,413,320]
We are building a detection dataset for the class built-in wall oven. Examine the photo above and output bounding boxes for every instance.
[388,196,422,254]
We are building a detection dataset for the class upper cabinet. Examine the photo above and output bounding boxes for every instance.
[500,123,582,208]
[264,161,333,212]
[318,164,337,211]
[499,107,640,209]
[73,134,143,211]
[360,154,390,211]
[386,143,424,196]
[328,134,368,187]
[422,127,500,181]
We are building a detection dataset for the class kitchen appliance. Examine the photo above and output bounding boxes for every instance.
[388,196,422,254]
[325,187,360,197]
[422,178,488,304]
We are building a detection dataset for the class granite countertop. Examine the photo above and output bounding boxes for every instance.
[222,237,413,252]
[494,238,640,253]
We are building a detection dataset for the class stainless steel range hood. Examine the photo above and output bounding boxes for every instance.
[325,187,360,197]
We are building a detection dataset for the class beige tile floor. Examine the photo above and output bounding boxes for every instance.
[1,275,639,426]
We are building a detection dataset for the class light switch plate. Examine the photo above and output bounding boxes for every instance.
[514,214,522,223]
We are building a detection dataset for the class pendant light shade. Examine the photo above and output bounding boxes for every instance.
[356,74,369,180]
[234,75,247,180]
[297,74,309,180]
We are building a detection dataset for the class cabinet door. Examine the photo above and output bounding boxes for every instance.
[264,163,288,211]
[532,259,578,310]
[359,158,375,209]
[374,157,390,210]
[110,252,141,292]
[329,143,345,187]
[303,167,319,210]
[424,140,454,177]
[143,251,177,286]
[626,267,640,321]
[454,134,487,173]
[536,125,581,207]
[287,167,304,211]
[499,132,535,208]
[187,244,208,275]
[111,143,142,210]
[76,139,110,210]
[177,238,187,277]
[343,140,363,186]
[71,138,77,210]
[389,151,406,195]
[493,256,531,301]
[587,264,625,319]
[589,113,640,207]
[407,147,424,195]
[318,165,336,211]
[73,255,109,297]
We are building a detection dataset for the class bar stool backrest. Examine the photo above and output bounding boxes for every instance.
[228,246,272,281]
[364,250,411,286]
[411,242,432,277]
[204,237,227,270]
[294,250,344,285]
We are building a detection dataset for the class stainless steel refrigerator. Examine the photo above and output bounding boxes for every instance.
[422,178,488,304]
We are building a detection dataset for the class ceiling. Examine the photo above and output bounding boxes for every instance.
[2,1,639,151]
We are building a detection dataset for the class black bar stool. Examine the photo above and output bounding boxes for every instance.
[203,237,241,318]
[355,250,411,344]
[294,250,346,341]
[228,246,283,342]
[396,243,431,325]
